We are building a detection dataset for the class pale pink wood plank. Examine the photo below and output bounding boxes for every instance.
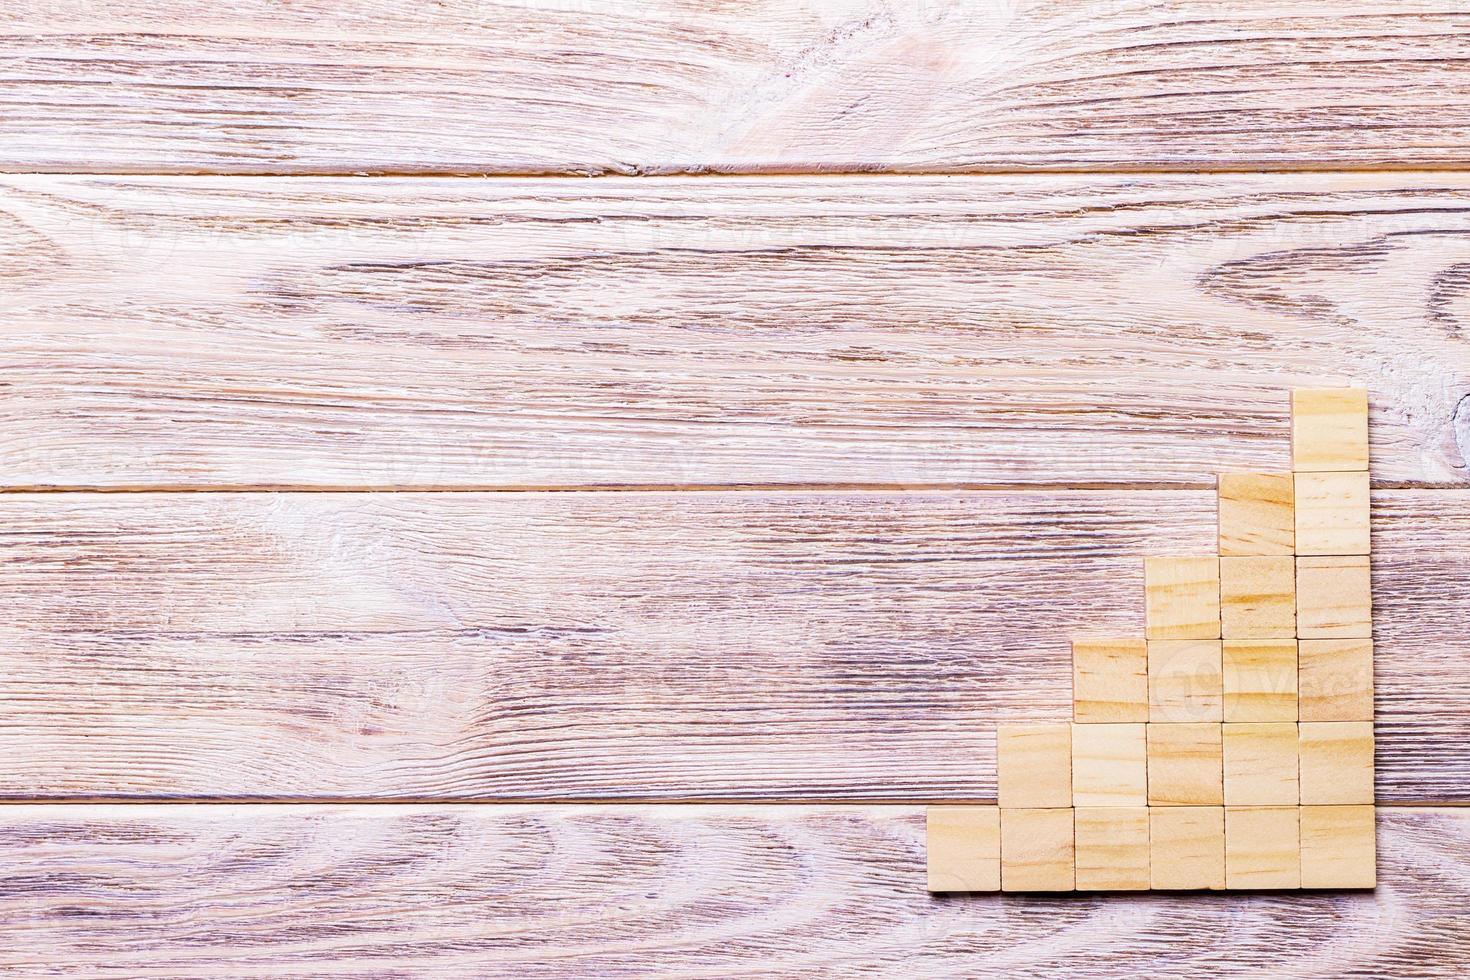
[1,804,1466,975]
[1,2,1468,173]
[2,173,1469,488]
[0,489,1462,801]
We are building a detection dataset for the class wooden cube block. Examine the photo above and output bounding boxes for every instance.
[1299,638,1374,721]
[1148,640,1222,722]
[1147,722,1223,806]
[1296,557,1373,639]
[996,724,1072,808]
[1220,556,1296,639]
[1225,806,1300,889]
[1300,804,1376,889]
[1071,723,1146,807]
[1299,721,1374,804]
[1074,807,1149,891]
[1072,637,1148,723]
[1224,639,1297,722]
[1292,388,1369,472]
[1223,722,1299,805]
[1294,471,1371,556]
[1145,557,1221,640]
[1218,472,1294,556]
[1001,808,1074,892]
[926,806,1001,892]
[1150,806,1225,890]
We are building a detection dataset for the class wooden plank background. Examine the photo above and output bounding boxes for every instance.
[2,1,1470,174]
[4,1,1469,973]
[3,805,1469,976]
[2,173,1469,489]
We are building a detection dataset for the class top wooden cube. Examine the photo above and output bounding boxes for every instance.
[1291,389,1368,472]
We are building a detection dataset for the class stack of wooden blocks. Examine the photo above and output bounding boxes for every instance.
[928,388,1375,892]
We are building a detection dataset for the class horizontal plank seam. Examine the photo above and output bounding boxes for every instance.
[0,798,1461,806]
[0,483,1465,494]
[11,164,1470,178]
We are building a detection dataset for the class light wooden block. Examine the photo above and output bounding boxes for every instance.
[1223,722,1299,805]
[1071,723,1146,807]
[996,724,1072,809]
[1074,807,1149,891]
[1000,808,1074,892]
[1147,722,1223,806]
[1296,556,1372,639]
[1219,556,1296,639]
[1294,471,1371,556]
[1072,638,1148,723]
[1299,721,1374,804]
[1298,638,1374,722]
[1218,472,1294,556]
[1225,806,1300,889]
[1223,639,1297,722]
[1148,640,1222,723]
[1150,806,1225,890]
[1144,557,1221,640]
[1300,804,1376,889]
[1292,388,1369,472]
[926,806,1001,892]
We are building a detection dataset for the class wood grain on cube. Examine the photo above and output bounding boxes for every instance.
[926,806,1000,893]
[1299,639,1375,722]
[1292,388,1371,473]
[1223,723,1300,806]
[997,726,1072,809]
[1224,640,1298,723]
[1295,471,1372,556]
[8,175,1470,490]
[1218,472,1295,557]
[1297,557,1374,639]
[1148,724,1224,807]
[1072,638,1149,724]
[1148,641,1224,723]
[1150,806,1226,891]
[1225,806,1301,890]
[1145,558,1221,640]
[1300,722,1376,805]
[1074,807,1150,892]
[1300,805,1378,889]
[1070,724,1147,808]
[1000,808,1074,893]
[1220,557,1296,640]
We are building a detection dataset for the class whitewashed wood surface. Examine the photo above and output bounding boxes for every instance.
[2,173,1469,489]
[2,1,1469,174]
[1,489,1465,802]
[2,804,1468,977]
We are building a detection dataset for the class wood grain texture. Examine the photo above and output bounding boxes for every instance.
[3,173,1470,489]
[2,2,1470,174]
[1,488,1466,801]
[1,803,1467,976]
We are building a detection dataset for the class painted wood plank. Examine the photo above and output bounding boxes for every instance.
[3,173,1470,489]
[1,804,1467,975]
[0,489,1464,801]
[2,2,1469,174]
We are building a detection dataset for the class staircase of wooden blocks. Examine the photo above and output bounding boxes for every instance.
[927,388,1375,893]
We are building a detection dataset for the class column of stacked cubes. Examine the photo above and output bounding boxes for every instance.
[927,388,1375,892]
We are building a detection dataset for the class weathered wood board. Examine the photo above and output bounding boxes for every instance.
[2,2,1469,174]
[1,804,1467,975]
[3,174,1470,489]
[1,489,1464,801]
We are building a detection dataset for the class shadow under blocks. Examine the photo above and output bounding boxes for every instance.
[927,388,1374,893]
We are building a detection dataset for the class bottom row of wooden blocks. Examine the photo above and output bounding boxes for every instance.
[927,805,1374,892]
